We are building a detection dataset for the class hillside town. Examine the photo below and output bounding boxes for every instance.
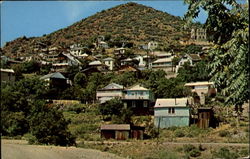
[1,1,249,159]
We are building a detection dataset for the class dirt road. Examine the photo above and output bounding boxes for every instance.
[1,140,124,159]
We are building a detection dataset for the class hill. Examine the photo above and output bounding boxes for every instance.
[2,2,190,57]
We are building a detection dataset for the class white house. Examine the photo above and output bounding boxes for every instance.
[103,57,115,71]
[96,83,124,103]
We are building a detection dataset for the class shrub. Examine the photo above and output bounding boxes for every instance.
[183,144,196,153]
[174,129,185,137]
[189,148,201,157]
[213,147,239,159]
[219,130,230,137]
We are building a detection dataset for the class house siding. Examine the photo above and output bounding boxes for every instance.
[154,107,190,128]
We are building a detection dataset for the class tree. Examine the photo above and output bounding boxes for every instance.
[28,100,75,146]
[184,0,249,119]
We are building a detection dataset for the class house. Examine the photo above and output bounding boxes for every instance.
[154,98,190,128]
[176,54,201,73]
[51,53,81,72]
[154,52,172,59]
[100,124,144,140]
[40,72,68,88]
[101,124,130,140]
[102,57,115,71]
[70,44,83,56]
[114,47,126,55]
[0,68,15,83]
[98,41,109,49]
[96,83,124,103]
[122,84,154,115]
[184,81,216,105]
[121,58,138,66]
[117,65,140,74]
[148,41,158,50]
[152,57,174,72]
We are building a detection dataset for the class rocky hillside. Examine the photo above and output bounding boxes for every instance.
[2,2,190,57]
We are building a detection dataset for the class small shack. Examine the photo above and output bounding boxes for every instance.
[101,124,145,140]
[197,107,215,129]
[101,124,130,140]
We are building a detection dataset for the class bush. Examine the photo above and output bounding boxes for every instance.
[213,147,239,159]
[219,130,231,137]
[183,144,196,153]
[174,129,185,137]
[189,148,201,157]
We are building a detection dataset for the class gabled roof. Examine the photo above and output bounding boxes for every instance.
[153,57,173,63]
[121,58,133,62]
[118,65,139,72]
[101,124,130,130]
[103,57,114,61]
[154,98,188,108]
[102,83,124,90]
[184,81,214,87]
[40,72,66,80]
[126,84,149,91]
[187,54,201,61]
[89,60,102,66]
[0,68,15,73]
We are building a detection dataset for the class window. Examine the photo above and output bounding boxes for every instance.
[132,101,136,108]
[143,101,148,107]
[168,108,175,114]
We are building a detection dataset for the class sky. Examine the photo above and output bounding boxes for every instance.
[0,1,209,47]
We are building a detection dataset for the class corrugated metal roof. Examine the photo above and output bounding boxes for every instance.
[40,72,66,80]
[101,124,130,130]
[153,57,173,63]
[184,81,214,86]
[89,60,102,66]
[0,68,15,73]
[103,57,114,61]
[154,98,188,108]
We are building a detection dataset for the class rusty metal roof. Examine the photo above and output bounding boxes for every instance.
[101,124,130,130]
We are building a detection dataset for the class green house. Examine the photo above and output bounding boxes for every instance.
[154,98,190,128]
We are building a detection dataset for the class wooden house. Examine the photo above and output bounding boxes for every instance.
[152,57,174,72]
[101,124,130,140]
[154,98,190,128]
[40,72,68,89]
[197,107,215,129]
[117,65,140,74]
[96,83,124,103]
[0,68,15,83]
[101,124,144,140]
[122,84,155,115]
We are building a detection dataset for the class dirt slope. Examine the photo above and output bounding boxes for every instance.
[1,140,124,159]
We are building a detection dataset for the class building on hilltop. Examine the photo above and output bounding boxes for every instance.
[191,28,207,41]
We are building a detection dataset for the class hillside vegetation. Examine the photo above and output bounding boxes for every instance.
[2,2,190,57]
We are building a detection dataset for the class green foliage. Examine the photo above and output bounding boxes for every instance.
[99,98,124,117]
[174,129,185,137]
[22,60,40,73]
[183,144,201,158]
[182,44,202,54]
[184,0,249,108]
[213,147,239,159]
[219,130,231,137]
[29,100,76,146]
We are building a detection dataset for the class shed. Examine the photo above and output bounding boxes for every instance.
[197,107,215,129]
[101,124,130,140]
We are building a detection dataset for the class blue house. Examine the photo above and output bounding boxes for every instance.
[154,98,190,128]
[122,84,155,115]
